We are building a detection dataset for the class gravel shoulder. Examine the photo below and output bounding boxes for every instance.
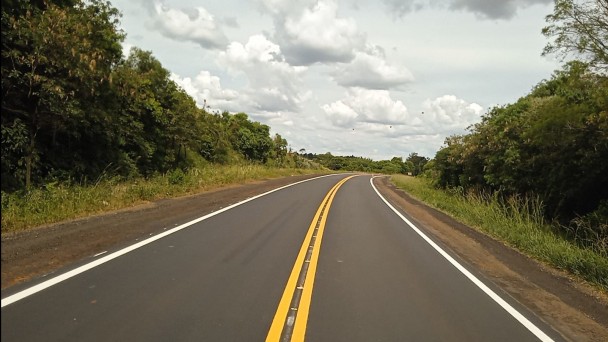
[2,174,607,341]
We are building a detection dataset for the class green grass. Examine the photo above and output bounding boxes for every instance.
[1,164,325,235]
[391,174,608,291]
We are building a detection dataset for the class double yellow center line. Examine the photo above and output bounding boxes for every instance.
[266,175,356,342]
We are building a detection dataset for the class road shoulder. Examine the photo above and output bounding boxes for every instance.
[374,176,608,342]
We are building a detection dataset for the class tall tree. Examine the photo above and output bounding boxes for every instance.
[272,133,288,166]
[1,0,124,188]
[430,62,607,220]
[229,113,273,163]
[542,0,608,74]
[111,47,202,175]
[406,152,429,176]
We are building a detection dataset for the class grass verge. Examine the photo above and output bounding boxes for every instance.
[391,174,608,291]
[1,164,324,235]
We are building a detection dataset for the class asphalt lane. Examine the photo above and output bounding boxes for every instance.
[306,176,560,341]
[1,174,563,341]
[1,174,349,341]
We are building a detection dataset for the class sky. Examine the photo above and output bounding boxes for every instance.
[111,0,561,160]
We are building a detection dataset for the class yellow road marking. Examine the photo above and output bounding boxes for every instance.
[266,175,356,342]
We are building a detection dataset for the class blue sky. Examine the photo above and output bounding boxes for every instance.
[112,0,561,159]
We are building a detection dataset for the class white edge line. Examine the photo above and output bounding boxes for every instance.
[1,174,342,308]
[370,176,554,342]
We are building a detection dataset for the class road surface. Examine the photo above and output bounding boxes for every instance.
[1,174,564,341]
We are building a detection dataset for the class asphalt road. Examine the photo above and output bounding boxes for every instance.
[1,174,564,341]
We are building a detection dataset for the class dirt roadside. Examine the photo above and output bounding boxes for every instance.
[2,174,607,341]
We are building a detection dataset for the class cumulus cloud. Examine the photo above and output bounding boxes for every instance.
[421,95,483,133]
[382,0,552,20]
[323,91,483,141]
[322,88,410,128]
[331,45,414,89]
[259,0,365,65]
[147,2,228,49]
[219,34,309,113]
[170,71,240,112]
[321,101,359,127]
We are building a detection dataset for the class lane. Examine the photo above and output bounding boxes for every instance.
[266,175,356,341]
[1,174,350,341]
[306,175,562,341]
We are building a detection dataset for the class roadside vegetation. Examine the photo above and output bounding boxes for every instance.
[1,163,323,234]
[392,175,608,291]
[427,60,607,254]
[299,152,429,176]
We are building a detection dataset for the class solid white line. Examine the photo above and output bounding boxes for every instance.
[1,174,342,308]
[369,176,554,342]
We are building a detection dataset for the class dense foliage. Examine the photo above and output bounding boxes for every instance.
[1,0,295,192]
[430,62,607,249]
[429,0,608,252]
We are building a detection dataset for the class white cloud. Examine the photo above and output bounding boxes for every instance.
[148,2,228,49]
[261,0,365,65]
[331,46,414,89]
[322,88,410,127]
[170,71,240,112]
[421,95,483,133]
[321,101,359,127]
[323,91,483,141]
[219,34,308,113]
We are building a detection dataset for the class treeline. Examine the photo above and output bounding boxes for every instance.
[1,0,301,192]
[425,0,608,248]
[300,152,429,176]
[428,63,607,246]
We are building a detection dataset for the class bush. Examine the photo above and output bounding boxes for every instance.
[168,169,186,185]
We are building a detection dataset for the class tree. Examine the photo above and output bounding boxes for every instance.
[542,0,608,74]
[1,0,124,188]
[390,156,408,174]
[523,63,608,217]
[272,134,288,166]
[406,153,429,176]
[111,47,204,175]
[433,135,466,188]
[429,62,608,221]
[227,113,273,163]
